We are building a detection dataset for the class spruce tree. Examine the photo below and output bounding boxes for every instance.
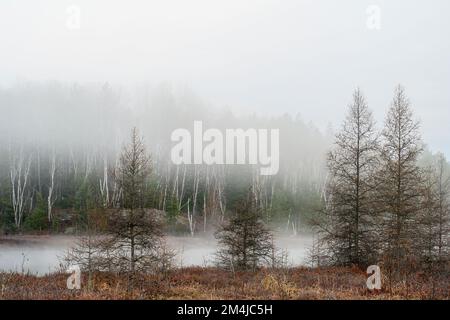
[215,189,274,271]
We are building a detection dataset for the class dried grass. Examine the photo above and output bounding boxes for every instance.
[0,267,448,300]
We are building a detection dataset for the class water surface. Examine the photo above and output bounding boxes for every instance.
[0,234,313,275]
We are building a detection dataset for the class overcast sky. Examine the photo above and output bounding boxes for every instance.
[1,0,449,156]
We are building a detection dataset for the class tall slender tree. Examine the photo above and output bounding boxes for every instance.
[318,89,379,266]
[105,128,168,288]
[10,150,32,228]
[377,85,424,275]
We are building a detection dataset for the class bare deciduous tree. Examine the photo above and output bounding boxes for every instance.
[377,85,424,276]
[187,166,200,236]
[317,89,379,266]
[418,154,450,267]
[434,154,450,263]
[47,150,57,222]
[64,227,103,289]
[99,155,109,208]
[104,128,172,288]
[10,150,32,228]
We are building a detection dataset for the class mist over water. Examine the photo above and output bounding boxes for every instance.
[0,235,313,275]
[0,236,72,275]
[1,1,448,285]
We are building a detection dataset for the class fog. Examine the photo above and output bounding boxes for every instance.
[0,235,313,275]
[1,0,449,156]
[0,1,449,277]
[0,82,330,180]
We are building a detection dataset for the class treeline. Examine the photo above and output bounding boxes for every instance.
[314,86,450,279]
[0,82,328,234]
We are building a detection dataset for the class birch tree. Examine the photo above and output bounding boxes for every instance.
[99,155,110,207]
[418,154,450,266]
[10,151,32,228]
[187,166,200,236]
[47,150,57,222]
[434,154,450,263]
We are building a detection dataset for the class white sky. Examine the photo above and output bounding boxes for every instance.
[1,0,449,156]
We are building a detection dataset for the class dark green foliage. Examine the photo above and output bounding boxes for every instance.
[270,185,323,231]
[215,190,275,271]
[23,193,48,231]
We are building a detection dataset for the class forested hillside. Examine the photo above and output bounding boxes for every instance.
[0,82,329,235]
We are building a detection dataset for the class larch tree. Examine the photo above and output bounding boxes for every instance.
[318,89,380,266]
[377,85,424,276]
[104,128,170,288]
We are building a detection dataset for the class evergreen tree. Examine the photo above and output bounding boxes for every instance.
[215,189,275,271]
[23,192,48,231]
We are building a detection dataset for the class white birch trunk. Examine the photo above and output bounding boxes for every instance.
[10,152,32,228]
[47,151,57,222]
